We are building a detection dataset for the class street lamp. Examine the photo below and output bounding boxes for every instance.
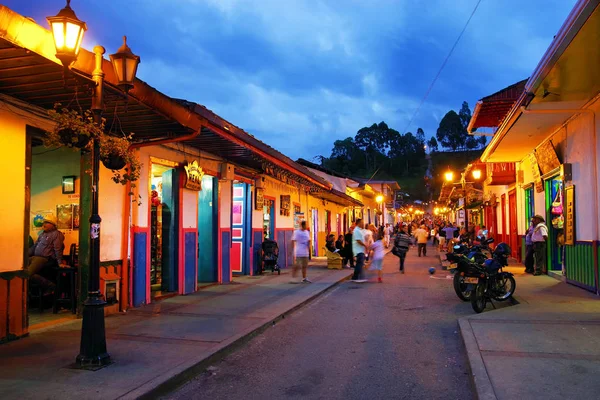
[49,1,140,370]
[444,169,454,182]
[110,36,141,93]
[376,194,384,203]
[47,0,87,67]
[472,168,482,181]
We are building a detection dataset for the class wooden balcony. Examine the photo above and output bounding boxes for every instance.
[485,162,516,186]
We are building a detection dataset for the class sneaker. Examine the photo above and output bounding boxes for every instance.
[355,279,367,283]
[302,278,312,283]
[377,277,382,283]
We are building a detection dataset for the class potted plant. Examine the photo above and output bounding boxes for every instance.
[98,133,141,186]
[46,104,104,149]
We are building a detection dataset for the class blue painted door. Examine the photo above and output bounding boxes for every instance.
[198,176,218,282]
[161,169,179,293]
[232,183,250,275]
[545,178,563,271]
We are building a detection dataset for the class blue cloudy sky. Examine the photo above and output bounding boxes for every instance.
[10,0,577,160]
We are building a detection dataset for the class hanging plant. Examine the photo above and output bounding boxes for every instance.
[45,104,104,149]
[98,133,141,186]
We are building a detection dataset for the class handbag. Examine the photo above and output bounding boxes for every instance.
[552,215,564,229]
[551,189,563,215]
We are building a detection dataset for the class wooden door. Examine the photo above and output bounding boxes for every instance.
[508,190,518,258]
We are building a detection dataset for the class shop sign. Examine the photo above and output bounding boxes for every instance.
[528,153,543,193]
[565,185,575,245]
[255,187,264,210]
[183,160,204,191]
[280,195,291,216]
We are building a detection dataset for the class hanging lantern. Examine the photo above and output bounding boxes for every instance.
[47,0,87,67]
[110,36,141,93]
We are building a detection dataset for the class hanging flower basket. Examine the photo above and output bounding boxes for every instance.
[45,104,103,150]
[98,134,141,186]
[101,154,127,170]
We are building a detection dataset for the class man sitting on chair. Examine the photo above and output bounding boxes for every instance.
[27,216,65,293]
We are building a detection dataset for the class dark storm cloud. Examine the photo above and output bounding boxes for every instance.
[9,0,577,158]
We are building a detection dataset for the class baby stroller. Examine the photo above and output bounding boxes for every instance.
[261,239,281,275]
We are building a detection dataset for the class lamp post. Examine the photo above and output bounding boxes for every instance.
[48,0,140,369]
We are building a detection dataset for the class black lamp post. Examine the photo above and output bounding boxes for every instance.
[48,0,140,369]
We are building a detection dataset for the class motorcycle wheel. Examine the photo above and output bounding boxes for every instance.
[470,282,487,313]
[453,273,471,301]
[493,273,516,301]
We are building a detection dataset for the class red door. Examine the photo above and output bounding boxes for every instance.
[508,190,518,259]
[501,194,507,244]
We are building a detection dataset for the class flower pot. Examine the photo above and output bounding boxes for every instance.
[58,128,91,149]
[101,154,127,170]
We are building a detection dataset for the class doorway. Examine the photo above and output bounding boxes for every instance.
[508,190,518,258]
[311,208,319,256]
[198,175,218,282]
[231,182,251,275]
[150,163,179,298]
[545,178,564,272]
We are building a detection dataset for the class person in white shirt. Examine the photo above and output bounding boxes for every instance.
[291,221,312,283]
[531,215,548,276]
[351,219,368,283]
[368,234,385,283]
[383,224,392,248]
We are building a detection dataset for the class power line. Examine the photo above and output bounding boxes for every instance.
[402,0,483,134]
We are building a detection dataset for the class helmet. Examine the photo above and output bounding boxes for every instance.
[493,243,511,257]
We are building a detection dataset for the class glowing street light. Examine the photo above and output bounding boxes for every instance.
[376,194,384,203]
[472,168,482,180]
[444,170,454,182]
[47,0,87,67]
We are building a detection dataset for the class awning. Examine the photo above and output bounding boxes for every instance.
[467,79,528,132]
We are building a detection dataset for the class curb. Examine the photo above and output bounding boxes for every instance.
[458,318,498,400]
[122,271,352,399]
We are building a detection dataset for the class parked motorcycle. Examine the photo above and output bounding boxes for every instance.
[470,243,516,313]
[448,238,495,301]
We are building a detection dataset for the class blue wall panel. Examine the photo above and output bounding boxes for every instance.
[277,230,286,268]
[285,230,294,268]
[253,230,263,274]
[184,231,196,294]
[221,230,231,283]
[133,232,147,307]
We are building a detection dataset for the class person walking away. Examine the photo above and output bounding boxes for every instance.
[414,224,429,257]
[393,224,411,273]
[532,215,548,276]
[369,234,385,282]
[27,216,65,293]
[383,224,392,248]
[291,221,312,283]
[438,223,447,252]
[351,219,368,282]
[442,223,456,251]
[524,220,535,274]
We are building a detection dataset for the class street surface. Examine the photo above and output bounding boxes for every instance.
[165,246,475,400]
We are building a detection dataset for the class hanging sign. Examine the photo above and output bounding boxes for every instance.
[183,160,204,191]
[528,153,543,193]
[565,185,575,245]
[255,188,264,210]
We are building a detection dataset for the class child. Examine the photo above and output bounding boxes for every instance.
[369,234,385,283]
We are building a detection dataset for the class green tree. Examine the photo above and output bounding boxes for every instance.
[436,110,464,151]
[427,136,439,152]
[458,101,472,131]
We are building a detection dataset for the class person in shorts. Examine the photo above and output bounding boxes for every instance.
[291,221,311,283]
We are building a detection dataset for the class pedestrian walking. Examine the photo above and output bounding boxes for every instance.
[393,224,411,273]
[351,219,368,283]
[291,220,312,283]
[532,215,548,276]
[368,234,385,283]
[524,220,535,273]
[414,224,429,257]
[342,225,355,269]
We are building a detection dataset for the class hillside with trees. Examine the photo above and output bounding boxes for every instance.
[315,101,487,201]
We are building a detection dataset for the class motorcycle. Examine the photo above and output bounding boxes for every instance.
[470,243,516,313]
[448,238,495,301]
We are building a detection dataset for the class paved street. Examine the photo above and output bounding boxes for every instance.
[165,246,475,400]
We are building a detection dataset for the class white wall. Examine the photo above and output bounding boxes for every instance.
[98,164,127,261]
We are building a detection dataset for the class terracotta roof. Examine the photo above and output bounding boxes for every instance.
[468,79,528,132]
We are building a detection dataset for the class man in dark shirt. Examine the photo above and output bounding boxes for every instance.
[27,217,65,291]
